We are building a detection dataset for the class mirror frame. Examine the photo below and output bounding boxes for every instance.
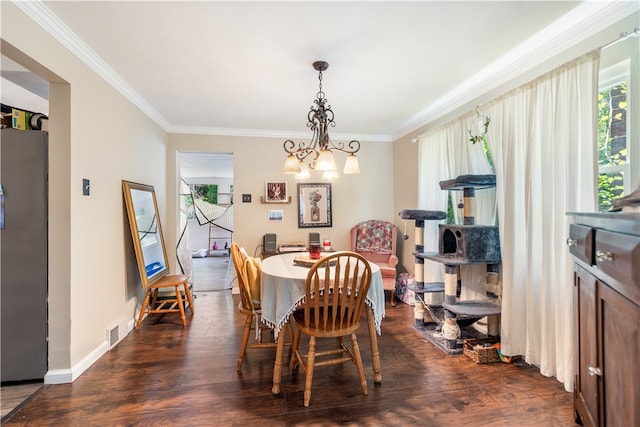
[122,180,170,287]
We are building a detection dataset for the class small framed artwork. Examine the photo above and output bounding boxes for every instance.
[298,183,332,228]
[268,209,284,222]
[265,181,288,203]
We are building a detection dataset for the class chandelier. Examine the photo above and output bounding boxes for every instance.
[283,61,360,179]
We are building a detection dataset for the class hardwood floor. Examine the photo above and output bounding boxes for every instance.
[3,290,577,426]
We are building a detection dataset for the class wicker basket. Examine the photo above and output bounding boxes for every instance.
[463,337,501,364]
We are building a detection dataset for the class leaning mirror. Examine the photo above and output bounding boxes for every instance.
[122,180,170,287]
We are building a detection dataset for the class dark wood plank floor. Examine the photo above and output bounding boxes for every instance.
[3,291,577,426]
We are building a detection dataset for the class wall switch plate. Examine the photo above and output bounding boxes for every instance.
[242,194,251,203]
[82,178,90,196]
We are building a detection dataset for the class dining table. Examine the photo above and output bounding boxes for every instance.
[260,251,386,395]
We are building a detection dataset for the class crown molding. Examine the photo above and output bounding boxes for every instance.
[13,0,171,131]
[167,125,393,143]
[390,0,640,141]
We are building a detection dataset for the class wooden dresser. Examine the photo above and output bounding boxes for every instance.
[567,212,640,427]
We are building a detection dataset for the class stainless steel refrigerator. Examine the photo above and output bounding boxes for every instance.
[1,128,48,383]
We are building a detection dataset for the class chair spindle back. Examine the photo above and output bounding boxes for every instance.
[304,251,372,332]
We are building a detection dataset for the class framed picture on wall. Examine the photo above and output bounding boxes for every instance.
[265,181,288,203]
[297,183,332,228]
[268,210,284,222]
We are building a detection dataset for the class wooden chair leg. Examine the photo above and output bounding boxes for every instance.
[183,282,195,314]
[151,289,158,308]
[303,336,317,407]
[135,290,152,329]
[350,333,368,396]
[391,290,396,307]
[236,314,253,372]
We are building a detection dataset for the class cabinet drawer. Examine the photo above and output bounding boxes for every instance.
[568,224,593,265]
[595,230,640,290]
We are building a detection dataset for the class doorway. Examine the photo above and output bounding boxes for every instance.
[178,152,234,292]
[1,53,50,419]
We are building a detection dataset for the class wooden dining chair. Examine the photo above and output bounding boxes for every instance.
[231,242,286,372]
[290,251,372,407]
[135,274,194,329]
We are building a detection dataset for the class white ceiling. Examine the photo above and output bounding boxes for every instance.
[4,1,637,178]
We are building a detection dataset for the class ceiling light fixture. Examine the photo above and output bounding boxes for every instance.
[283,61,360,179]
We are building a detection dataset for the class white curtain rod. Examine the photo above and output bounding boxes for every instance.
[602,26,640,50]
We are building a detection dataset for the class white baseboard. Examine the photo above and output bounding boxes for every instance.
[44,341,109,384]
[44,318,135,384]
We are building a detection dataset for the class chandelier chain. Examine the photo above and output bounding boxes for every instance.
[317,69,324,99]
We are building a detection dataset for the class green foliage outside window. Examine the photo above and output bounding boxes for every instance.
[598,83,627,211]
[598,172,624,212]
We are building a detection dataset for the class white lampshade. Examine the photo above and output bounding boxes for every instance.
[283,154,302,174]
[343,154,360,174]
[295,161,311,179]
[316,149,337,171]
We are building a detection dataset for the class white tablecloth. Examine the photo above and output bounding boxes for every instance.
[260,252,385,339]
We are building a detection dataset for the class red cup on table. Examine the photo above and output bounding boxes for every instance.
[309,244,321,259]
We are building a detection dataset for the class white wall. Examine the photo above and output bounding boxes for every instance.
[2,3,168,382]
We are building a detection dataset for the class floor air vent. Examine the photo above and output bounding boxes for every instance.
[108,326,119,349]
[107,318,129,350]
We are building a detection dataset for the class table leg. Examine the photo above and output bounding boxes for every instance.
[366,307,382,383]
[271,323,287,395]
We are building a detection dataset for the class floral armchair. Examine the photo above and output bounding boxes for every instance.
[350,220,399,306]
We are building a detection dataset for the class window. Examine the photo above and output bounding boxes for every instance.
[598,60,630,212]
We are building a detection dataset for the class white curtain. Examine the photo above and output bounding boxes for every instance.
[418,52,599,390]
[417,131,450,289]
[484,52,599,390]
